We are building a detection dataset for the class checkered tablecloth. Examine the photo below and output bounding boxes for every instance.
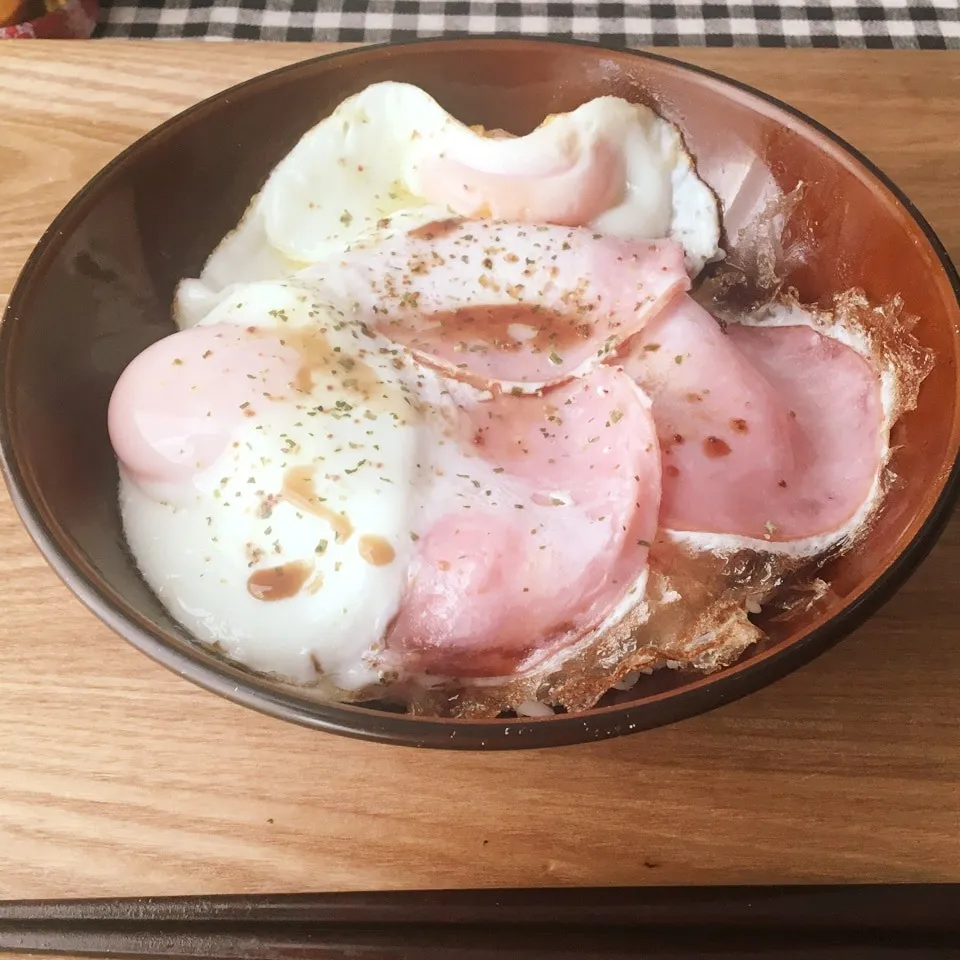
[95,0,960,48]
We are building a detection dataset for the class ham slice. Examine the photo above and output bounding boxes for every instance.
[306,218,688,392]
[621,295,885,544]
[414,137,626,228]
[389,365,661,678]
[108,323,300,486]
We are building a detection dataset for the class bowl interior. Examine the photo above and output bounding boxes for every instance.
[3,40,959,747]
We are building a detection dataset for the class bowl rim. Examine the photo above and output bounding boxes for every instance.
[2,36,959,750]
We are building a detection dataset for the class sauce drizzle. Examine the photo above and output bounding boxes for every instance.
[282,328,382,401]
[358,534,396,566]
[703,436,732,458]
[416,305,591,357]
[408,217,464,240]
[247,560,312,601]
[283,465,354,542]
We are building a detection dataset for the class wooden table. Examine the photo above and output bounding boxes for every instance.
[0,43,958,901]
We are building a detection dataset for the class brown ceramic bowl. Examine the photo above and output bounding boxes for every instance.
[2,39,959,749]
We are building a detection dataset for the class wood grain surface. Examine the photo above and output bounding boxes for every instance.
[0,43,958,902]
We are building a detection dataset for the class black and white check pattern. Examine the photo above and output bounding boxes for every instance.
[96,0,960,48]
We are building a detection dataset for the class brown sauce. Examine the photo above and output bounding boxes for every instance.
[703,436,732,458]
[730,418,749,434]
[408,217,464,240]
[292,365,314,393]
[358,534,396,567]
[247,560,312,601]
[424,304,591,356]
[281,327,382,400]
[282,465,354,542]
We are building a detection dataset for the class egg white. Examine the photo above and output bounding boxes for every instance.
[122,280,455,689]
[175,82,722,324]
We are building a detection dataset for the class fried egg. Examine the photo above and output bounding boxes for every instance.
[112,280,454,687]
[176,82,721,328]
[112,265,663,692]
[108,82,928,716]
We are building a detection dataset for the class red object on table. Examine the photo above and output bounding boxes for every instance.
[0,0,98,37]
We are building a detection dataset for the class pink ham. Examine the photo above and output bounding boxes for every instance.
[311,218,688,392]
[108,323,299,485]
[414,138,625,227]
[726,322,885,537]
[388,365,661,678]
[620,296,885,543]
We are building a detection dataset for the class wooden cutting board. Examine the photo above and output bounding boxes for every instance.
[0,43,958,899]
